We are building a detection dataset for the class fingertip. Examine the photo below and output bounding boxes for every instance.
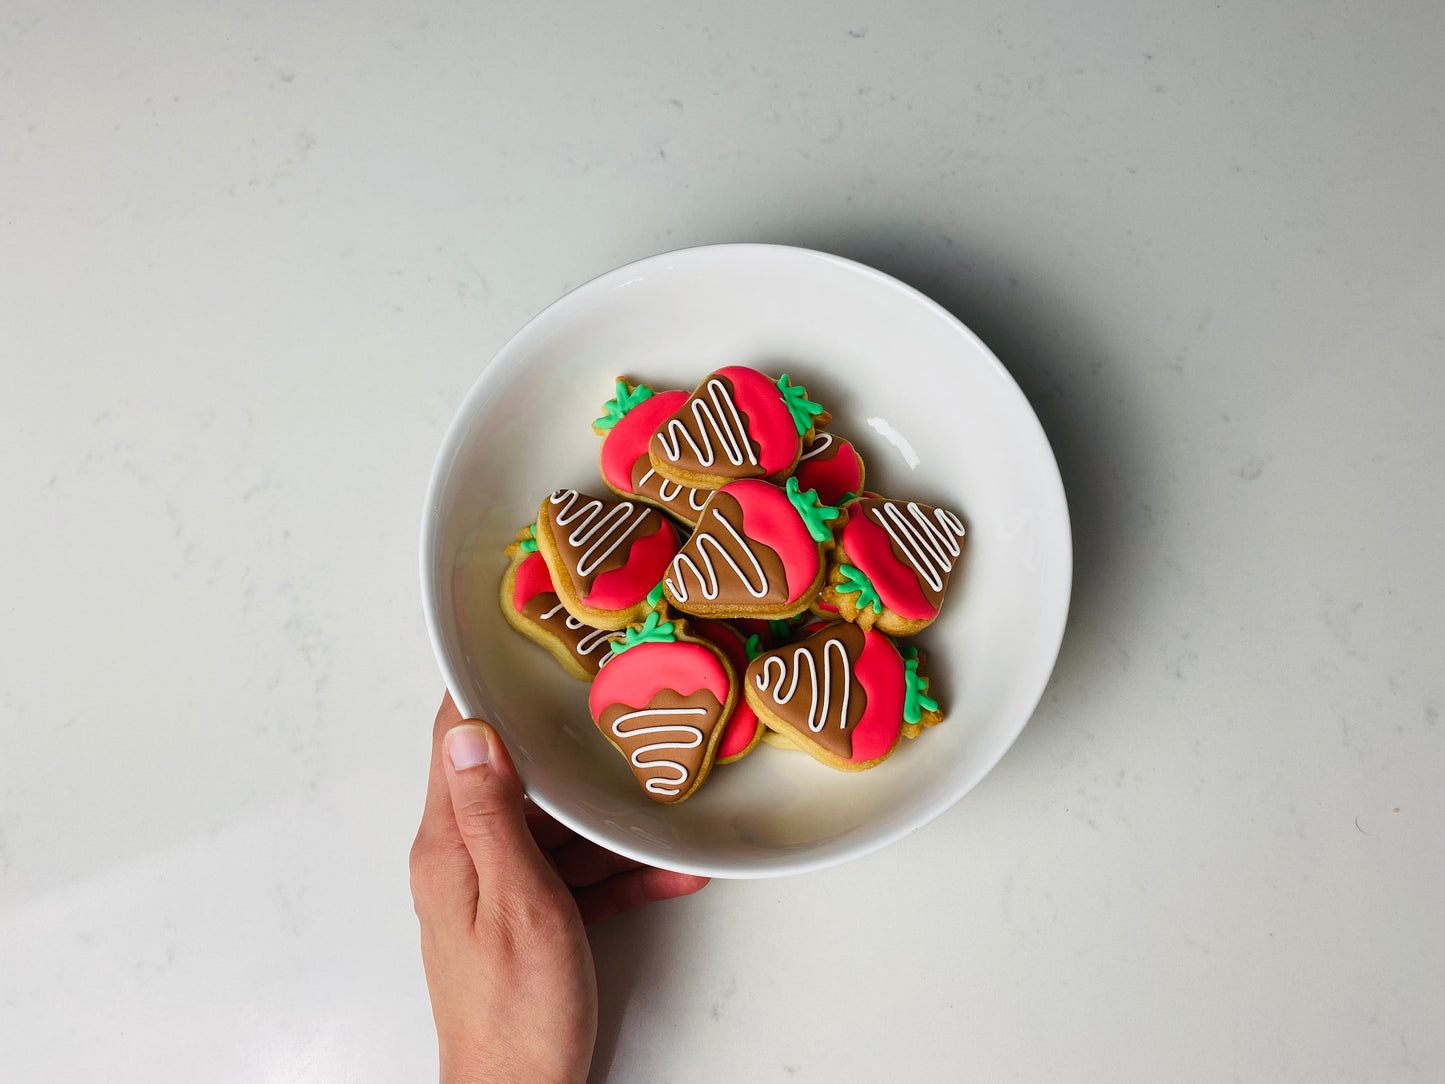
[445,722,496,772]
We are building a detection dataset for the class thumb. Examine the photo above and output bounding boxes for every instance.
[442,722,552,907]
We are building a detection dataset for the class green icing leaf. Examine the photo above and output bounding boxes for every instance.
[898,645,919,661]
[903,656,938,724]
[776,373,824,436]
[784,476,840,542]
[608,610,676,655]
[768,619,792,639]
[519,523,539,553]
[645,581,666,608]
[744,633,765,661]
[593,379,655,430]
[835,563,881,614]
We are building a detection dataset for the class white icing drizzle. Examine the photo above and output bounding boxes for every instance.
[798,431,836,462]
[548,489,652,578]
[869,502,967,593]
[754,637,852,733]
[637,467,709,512]
[665,507,769,602]
[609,706,707,795]
[655,377,759,467]
[539,601,615,657]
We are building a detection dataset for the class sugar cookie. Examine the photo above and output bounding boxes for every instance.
[647,367,828,489]
[743,620,941,771]
[587,613,737,803]
[821,497,967,635]
[593,379,712,526]
[662,477,840,620]
[499,525,616,679]
[535,488,681,629]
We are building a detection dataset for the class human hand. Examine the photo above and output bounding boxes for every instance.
[409,693,709,1084]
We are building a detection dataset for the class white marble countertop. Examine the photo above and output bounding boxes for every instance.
[3,3,1442,1081]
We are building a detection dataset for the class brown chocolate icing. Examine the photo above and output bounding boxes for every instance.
[596,688,724,801]
[664,491,791,609]
[519,591,613,677]
[648,374,766,479]
[745,623,867,758]
[543,489,666,595]
[629,454,710,525]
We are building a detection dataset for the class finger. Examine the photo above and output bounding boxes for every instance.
[409,693,477,924]
[524,801,577,851]
[422,692,465,836]
[553,837,644,888]
[575,868,710,925]
[443,721,555,918]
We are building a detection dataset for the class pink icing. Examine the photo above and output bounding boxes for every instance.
[726,479,819,603]
[589,640,731,717]
[849,628,905,762]
[792,437,863,506]
[582,518,679,609]
[716,366,800,475]
[599,390,688,492]
[693,619,761,759]
[842,512,937,622]
[512,550,555,612]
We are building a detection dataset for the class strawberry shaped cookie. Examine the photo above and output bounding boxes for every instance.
[593,379,712,527]
[821,497,967,636]
[535,489,681,629]
[647,367,828,490]
[662,477,840,620]
[690,619,767,763]
[791,430,866,507]
[744,620,941,772]
[588,613,738,803]
[499,525,616,679]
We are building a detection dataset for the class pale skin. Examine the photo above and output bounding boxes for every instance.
[410,693,709,1084]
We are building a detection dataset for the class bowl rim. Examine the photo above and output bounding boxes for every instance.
[419,242,1073,879]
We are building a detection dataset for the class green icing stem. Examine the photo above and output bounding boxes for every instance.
[645,581,666,608]
[609,611,676,655]
[768,619,793,638]
[784,476,840,542]
[519,523,539,553]
[834,563,881,614]
[744,634,765,661]
[593,379,655,430]
[776,373,825,436]
[903,657,938,724]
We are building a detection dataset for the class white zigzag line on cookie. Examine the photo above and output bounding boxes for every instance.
[609,706,706,795]
[754,637,852,734]
[665,507,769,602]
[655,378,759,468]
[548,489,653,578]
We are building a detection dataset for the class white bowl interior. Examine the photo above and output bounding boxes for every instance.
[422,245,1071,878]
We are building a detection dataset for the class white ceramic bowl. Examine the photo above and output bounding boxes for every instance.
[421,244,1071,879]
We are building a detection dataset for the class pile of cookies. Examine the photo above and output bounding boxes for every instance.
[499,366,968,804]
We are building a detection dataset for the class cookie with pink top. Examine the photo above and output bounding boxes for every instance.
[791,430,866,507]
[647,367,829,490]
[744,620,941,772]
[535,488,681,629]
[662,477,841,620]
[499,525,616,680]
[587,613,737,803]
[593,379,712,527]
[690,618,768,764]
[820,496,968,636]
